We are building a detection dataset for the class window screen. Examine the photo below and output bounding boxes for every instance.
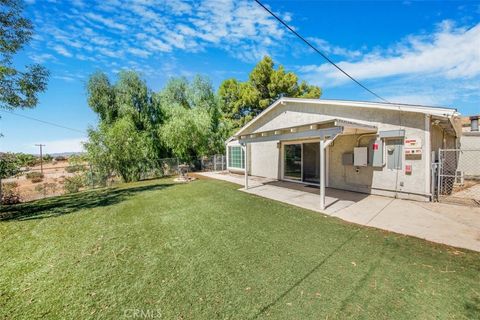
[386,139,403,170]
[228,146,244,169]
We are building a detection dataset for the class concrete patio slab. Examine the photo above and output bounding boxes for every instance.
[197,172,480,252]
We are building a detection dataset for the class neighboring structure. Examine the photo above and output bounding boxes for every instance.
[458,115,480,177]
[226,98,462,209]
[461,115,480,148]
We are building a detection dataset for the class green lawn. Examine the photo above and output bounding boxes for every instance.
[1,178,479,319]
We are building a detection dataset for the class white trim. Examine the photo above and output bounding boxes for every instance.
[234,97,459,137]
[243,144,248,189]
[226,145,246,172]
[320,139,326,210]
[424,114,432,196]
[326,145,330,188]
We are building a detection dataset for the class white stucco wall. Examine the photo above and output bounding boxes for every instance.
[250,141,280,179]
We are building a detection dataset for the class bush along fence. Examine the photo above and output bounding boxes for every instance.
[0,154,226,205]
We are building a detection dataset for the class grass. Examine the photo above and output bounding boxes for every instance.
[1,178,480,319]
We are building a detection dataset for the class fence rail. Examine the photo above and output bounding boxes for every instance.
[1,154,227,204]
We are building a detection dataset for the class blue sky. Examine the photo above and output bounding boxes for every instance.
[1,0,479,154]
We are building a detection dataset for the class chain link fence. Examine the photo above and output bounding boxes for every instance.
[1,154,226,204]
[436,149,480,206]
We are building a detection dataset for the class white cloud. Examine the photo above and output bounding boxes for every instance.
[301,21,480,85]
[307,37,363,59]
[30,0,292,64]
[53,75,76,82]
[127,47,152,58]
[53,44,72,57]
[85,12,128,31]
[30,53,55,63]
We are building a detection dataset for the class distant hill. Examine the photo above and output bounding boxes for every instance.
[48,152,86,157]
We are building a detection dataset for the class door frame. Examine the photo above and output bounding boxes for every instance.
[280,139,329,186]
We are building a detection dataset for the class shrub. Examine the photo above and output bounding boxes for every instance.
[65,165,84,173]
[26,172,44,180]
[1,182,21,205]
[30,177,43,183]
[34,182,57,195]
[3,181,18,190]
[64,175,84,193]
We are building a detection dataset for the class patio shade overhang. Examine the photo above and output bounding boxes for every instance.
[236,118,378,144]
[236,119,377,211]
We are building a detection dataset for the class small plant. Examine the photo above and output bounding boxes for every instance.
[1,182,21,204]
[26,172,44,180]
[34,182,57,195]
[66,165,84,173]
[30,176,43,183]
[3,181,18,189]
[64,175,84,193]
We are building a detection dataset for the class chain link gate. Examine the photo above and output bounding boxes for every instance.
[436,149,480,206]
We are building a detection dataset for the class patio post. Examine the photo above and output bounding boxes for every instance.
[243,143,248,190]
[319,139,325,210]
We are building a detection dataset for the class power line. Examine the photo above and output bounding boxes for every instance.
[0,109,85,134]
[254,0,389,103]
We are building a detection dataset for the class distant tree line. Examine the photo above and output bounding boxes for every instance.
[84,56,322,183]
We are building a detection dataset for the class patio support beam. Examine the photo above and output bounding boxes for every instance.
[319,139,326,210]
[319,139,334,211]
[242,143,248,190]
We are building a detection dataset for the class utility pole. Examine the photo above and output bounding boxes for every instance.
[35,144,46,174]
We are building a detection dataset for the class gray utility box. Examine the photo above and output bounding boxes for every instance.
[371,138,384,167]
[342,152,354,165]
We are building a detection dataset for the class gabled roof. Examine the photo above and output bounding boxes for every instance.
[234,97,460,137]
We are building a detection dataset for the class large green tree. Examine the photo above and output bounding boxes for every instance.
[84,118,155,183]
[0,0,48,110]
[85,72,227,181]
[158,76,227,160]
[218,56,321,130]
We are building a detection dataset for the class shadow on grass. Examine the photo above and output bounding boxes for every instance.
[0,182,174,222]
[465,294,480,319]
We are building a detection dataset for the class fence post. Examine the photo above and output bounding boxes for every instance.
[90,164,94,189]
[222,155,225,171]
[214,155,217,171]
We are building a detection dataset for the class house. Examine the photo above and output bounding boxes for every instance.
[226,98,462,209]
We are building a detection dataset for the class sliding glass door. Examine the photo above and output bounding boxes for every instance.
[284,144,302,181]
[303,142,320,184]
[283,142,322,184]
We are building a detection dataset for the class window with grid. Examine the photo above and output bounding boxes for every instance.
[228,146,244,169]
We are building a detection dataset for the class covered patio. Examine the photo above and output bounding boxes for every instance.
[198,171,480,252]
[237,118,378,210]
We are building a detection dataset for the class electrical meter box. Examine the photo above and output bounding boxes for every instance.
[372,138,384,167]
[354,147,368,167]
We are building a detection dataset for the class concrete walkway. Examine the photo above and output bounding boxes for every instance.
[198,172,480,252]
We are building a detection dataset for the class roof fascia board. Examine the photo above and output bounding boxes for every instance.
[234,98,458,137]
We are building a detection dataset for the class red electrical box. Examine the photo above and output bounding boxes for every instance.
[405,164,412,174]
